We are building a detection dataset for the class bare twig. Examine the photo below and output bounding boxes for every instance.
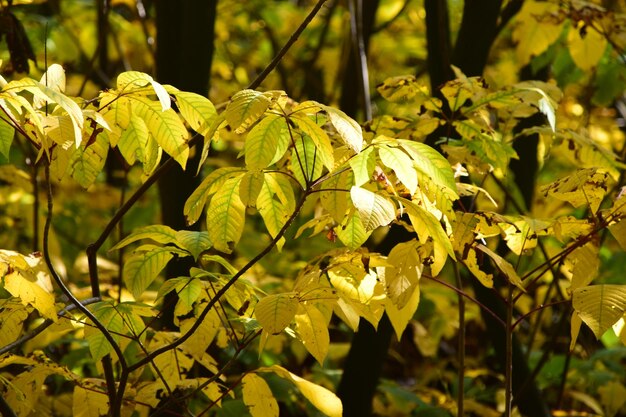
[248,0,329,90]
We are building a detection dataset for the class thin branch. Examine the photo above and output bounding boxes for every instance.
[349,0,372,120]
[43,164,126,411]
[248,0,329,90]
[424,274,506,327]
[453,262,465,417]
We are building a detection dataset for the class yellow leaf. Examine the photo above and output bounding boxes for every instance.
[123,246,174,299]
[2,251,57,321]
[239,170,265,207]
[512,1,564,66]
[72,383,109,417]
[323,105,363,153]
[609,219,626,252]
[541,168,611,213]
[384,270,421,340]
[349,146,375,186]
[224,89,274,133]
[385,240,423,309]
[295,303,330,365]
[184,167,245,225]
[573,285,626,339]
[245,114,288,169]
[568,23,607,71]
[570,310,582,351]
[292,114,335,170]
[0,300,30,347]
[172,91,217,134]
[335,210,370,250]
[378,144,418,195]
[320,170,351,223]
[110,224,177,251]
[476,244,525,291]
[259,365,343,417]
[568,242,599,291]
[242,373,279,417]
[255,293,299,334]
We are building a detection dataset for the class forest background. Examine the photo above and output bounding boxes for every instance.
[1,1,626,417]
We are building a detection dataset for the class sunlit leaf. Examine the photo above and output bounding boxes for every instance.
[349,145,375,186]
[123,246,175,299]
[320,170,351,223]
[0,116,15,159]
[568,24,607,71]
[541,168,611,213]
[385,240,422,309]
[242,373,279,417]
[322,105,363,153]
[207,174,246,253]
[378,144,418,195]
[175,230,212,260]
[244,113,286,169]
[239,170,265,207]
[259,365,343,417]
[172,91,217,134]
[350,186,396,231]
[291,114,334,170]
[224,89,274,133]
[335,210,370,250]
[110,224,178,251]
[184,167,245,225]
[295,303,330,364]
[255,293,299,334]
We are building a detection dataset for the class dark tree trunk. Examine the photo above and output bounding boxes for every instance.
[154,0,218,327]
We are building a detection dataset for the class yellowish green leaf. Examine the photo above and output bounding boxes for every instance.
[568,242,599,291]
[378,144,418,195]
[245,113,287,169]
[320,170,351,223]
[349,146,375,186]
[175,230,212,260]
[335,210,370,250]
[224,89,273,133]
[476,243,525,291]
[173,91,217,134]
[206,174,246,253]
[255,293,299,334]
[131,96,189,168]
[350,186,396,231]
[123,246,175,299]
[110,224,178,251]
[291,132,324,188]
[292,114,334,170]
[239,170,265,207]
[184,167,245,225]
[116,113,149,165]
[512,1,564,66]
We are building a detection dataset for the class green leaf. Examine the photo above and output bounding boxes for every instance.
[244,113,287,169]
[110,224,178,251]
[349,146,376,187]
[0,116,15,159]
[130,96,189,168]
[573,285,626,339]
[242,373,279,417]
[175,230,212,260]
[258,365,343,417]
[85,302,123,361]
[350,186,396,231]
[184,167,245,225]
[206,174,246,253]
[255,293,299,334]
[224,89,274,133]
[123,246,175,298]
[291,114,334,170]
[294,304,330,365]
[378,144,418,195]
[322,105,363,153]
